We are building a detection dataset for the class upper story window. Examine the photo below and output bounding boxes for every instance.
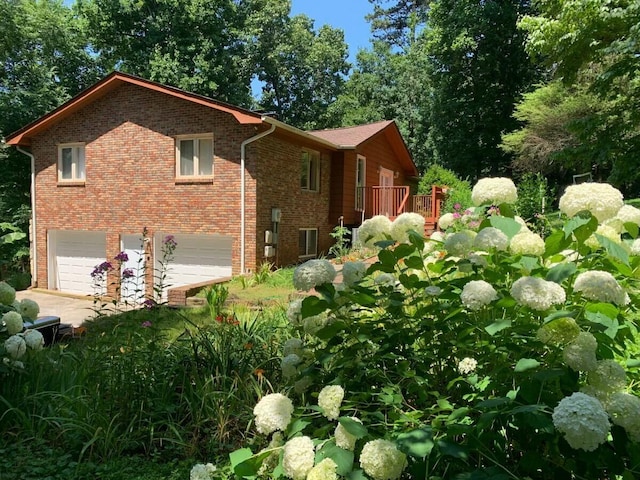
[58,143,85,182]
[300,149,320,192]
[176,135,214,178]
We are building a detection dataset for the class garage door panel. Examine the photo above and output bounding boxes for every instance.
[50,230,107,296]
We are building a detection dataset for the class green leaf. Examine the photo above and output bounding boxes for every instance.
[230,448,256,478]
[404,255,425,270]
[378,249,396,267]
[511,256,540,272]
[543,310,574,324]
[394,243,415,259]
[408,230,425,251]
[397,427,435,458]
[546,262,577,283]
[515,358,540,372]
[564,213,597,242]
[475,398,512,409]
[626,359,640,368]
[489,216,522,239]
[301,296,329,318]
[338,417,367,439]
[315,442,354,476]
[596,234,630,265]
[347,469,368,480]
[315,321,347,341]
[544,230,572,257]
[624,222,638,238]
[436,439,468,460]
[585,311,619,339]
[485,318,511,336]
[0,231,26,246]
[287,418,310,437]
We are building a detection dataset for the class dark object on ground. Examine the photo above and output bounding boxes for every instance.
[23,316,60,346]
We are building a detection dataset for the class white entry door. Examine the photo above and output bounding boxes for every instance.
[120,234,146,303]
[379,167,395,216]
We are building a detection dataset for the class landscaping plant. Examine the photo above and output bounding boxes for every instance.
[220,179,640,480]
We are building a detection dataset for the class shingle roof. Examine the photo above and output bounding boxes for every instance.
[308,120,394,147]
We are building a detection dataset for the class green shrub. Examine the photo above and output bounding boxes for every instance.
[516,172,556,236]
[418,164,472,213]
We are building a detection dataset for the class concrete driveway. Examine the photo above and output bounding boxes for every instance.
[15,289,97,328]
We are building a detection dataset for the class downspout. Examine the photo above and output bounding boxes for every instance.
[240,121,276,274]
[16,146,37,285]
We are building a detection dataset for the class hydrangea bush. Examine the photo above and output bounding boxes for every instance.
[214,179,640,479]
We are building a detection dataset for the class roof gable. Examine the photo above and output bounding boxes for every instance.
[5,71,263,146]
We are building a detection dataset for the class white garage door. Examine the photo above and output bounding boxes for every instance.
[155,233,233,297]
[49,230,107,296]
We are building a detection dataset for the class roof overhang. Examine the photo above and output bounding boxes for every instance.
[5,71,263,147]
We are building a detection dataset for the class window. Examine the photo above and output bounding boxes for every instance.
[176,135,214,177]
[300,149,320,191]
[355,155,366,210]
[58,144,85,182]
[299,228,318,259]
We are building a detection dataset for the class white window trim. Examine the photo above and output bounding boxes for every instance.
[175,134,214,179]
[57,143,85,183]
[355,155,366,210]
[301,149,320,192]
[299,228,318,259]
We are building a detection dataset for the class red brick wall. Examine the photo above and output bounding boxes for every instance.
[30,83,323,292]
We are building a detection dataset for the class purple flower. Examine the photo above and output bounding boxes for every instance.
[142,299,156,309]
[453,212,461,219]
[114,251,129,262]
[454,203,462,211]
[141,321,152,328]
[122,268,135,279]
[91,261,114,278]
[163,235,177,248]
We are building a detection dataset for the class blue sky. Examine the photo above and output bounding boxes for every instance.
[290,0,374,63]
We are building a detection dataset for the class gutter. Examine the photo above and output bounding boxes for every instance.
[261,116,338,149]
[16,146,37,285]
[240,121,276,274]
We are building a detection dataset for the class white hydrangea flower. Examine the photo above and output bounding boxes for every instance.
[631,238,640,256]
[443,231,474,257]
[253,393,294,435]
[190,463,216,480]
[335,417,362,451]
[509,230,545,256]
[429,231,445,243]
[359,439,407,480]
[438,212,456,231]
[471,177,518,206]
[286,299,303,325]
[573,270,628,306]
[391,212,425,243]
[563,332,598,372]
[293,259,337,291]
[4,334,26,359]
[318,385,345,420]
[342,261,368,287]
[282,436,315,480]
[460,280,498,311]
[307,458,338,480]
[606,392,640,443]
[357,215,392,248]
[510,276,566,311]
[257,432,284,476]
[587,360,627,395]
[374,273,396,287]
[558,183,624,222]
[615,204,640,225]
[18,299,40,320]
[283,338,304,357]
[22,329,44,351]
[302,314,329,335]
[584,224,620,250]
[281,354,302,378]
[424,286,442,296]
[0,281,16,306]
[458,357,478,375]
[536,317,580,345]
[2,311,23,335]
[552,392,610,451]
[294,376,313,394]
[468,252,488,268]
[473,227,509,251]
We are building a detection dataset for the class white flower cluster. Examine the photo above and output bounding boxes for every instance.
[0,281,16,306]
[18,298,40,320]
[359,439,407,480]
[536,317,580,345]
[606,392,640,443]
[438,212,456,230]
[587,360,627,398]
[286,299,303,325]
[471,177,518,206]
[558,183,624,222]
[3,311,23,335]
[552,392,610,451]
[510,277,566,311]
[573,271,628,306]
[443,231,474,257]
[282,436,315,480]
[357,215,392,248]
[342,261,368,287]
[615,204,640,226]
[293,259,337,291]
[307,458,338,480]
[458,357,478,375]
[563,332,598,372]
[584,224,620,250]
[318,385,345,420]
[509,230,546,256]
[390,212,425,243]
[253,393,294,435]
[473,227,509,251]
[281,353,302,378]
[283,337,304,357]
[190,463,216,480]
[460,280,498,311]
[335,417,362,451]
[4,328,44,360]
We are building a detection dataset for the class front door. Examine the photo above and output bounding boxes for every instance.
[379,167,394,216]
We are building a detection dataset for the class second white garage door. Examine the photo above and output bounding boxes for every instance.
[49,230,107,296]
[154,233,233,297]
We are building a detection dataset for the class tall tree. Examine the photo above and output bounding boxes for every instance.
[367,0,430,48]
[246,0,350,130]
[426,0,538,180]
[78,0,254,106]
